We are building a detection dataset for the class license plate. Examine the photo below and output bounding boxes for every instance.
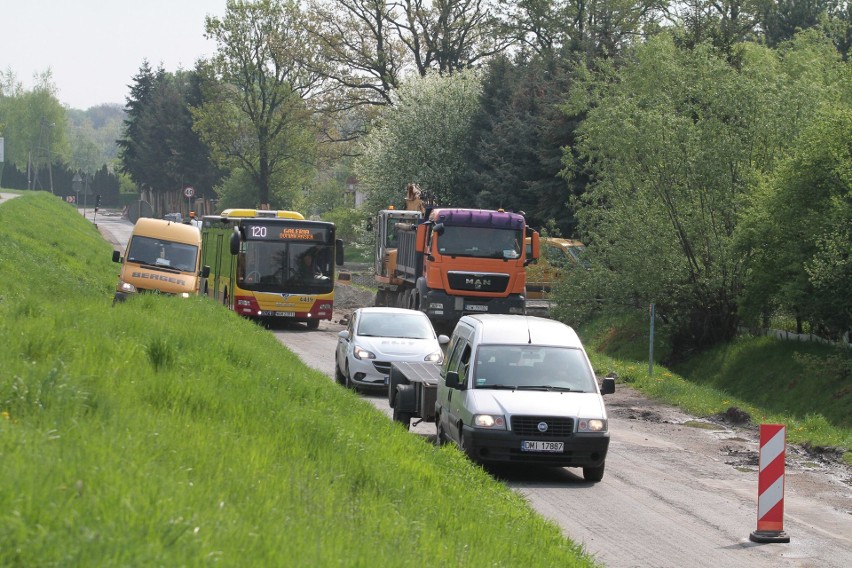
[465,304,488,312]
[260,310,296,317]
[521,440,564,453]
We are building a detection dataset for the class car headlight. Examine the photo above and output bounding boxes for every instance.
[354,345,375,360]
[424,350,443,363]
[473,414,506,429]
[577,418,607,433]
[119,281,137,294]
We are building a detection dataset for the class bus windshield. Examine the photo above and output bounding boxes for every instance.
[238,240,334,294]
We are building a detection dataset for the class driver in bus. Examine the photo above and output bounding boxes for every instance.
[297,249,328,280]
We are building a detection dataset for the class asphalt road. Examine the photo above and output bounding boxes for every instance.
[85,206,852,568]
[278,314,852,568]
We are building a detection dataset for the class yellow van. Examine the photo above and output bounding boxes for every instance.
[112,218,209,302]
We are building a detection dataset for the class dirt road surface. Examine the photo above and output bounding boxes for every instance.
[276,285,852,568]
[87,216,851,568]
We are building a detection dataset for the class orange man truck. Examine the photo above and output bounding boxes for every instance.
[373,190,539,331]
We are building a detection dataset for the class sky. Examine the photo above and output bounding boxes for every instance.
[0,0,228,110]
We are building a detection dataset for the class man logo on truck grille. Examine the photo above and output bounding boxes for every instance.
[466,277,491,290]
[537,422,549,433]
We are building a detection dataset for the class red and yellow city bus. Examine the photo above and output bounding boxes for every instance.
[201,209,344,328]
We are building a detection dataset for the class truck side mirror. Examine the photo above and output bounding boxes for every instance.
[229,230,241,255]
[600,377,616,395]
[415,224,427,253]
[525,230,540,266]
[445,371,466,390]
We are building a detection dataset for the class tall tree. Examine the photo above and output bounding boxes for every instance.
[118,64,222,200]
[355,68,482,209]
[561,32,836,350]
[737,33,851,337]
[0,70,68,176]
[461,52,586,235]
[193,0,322,208]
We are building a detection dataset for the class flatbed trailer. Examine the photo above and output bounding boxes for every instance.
[387,361,442,428]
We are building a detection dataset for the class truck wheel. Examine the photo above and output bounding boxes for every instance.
[583,462,605,483]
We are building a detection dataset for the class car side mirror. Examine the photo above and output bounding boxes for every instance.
[445,371,465,390]
[438,334,450,345]
[338,330,350,340]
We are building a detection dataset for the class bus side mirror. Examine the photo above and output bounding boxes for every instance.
[336,239,344,265]
[200,265,211,278]
[229,230,241,255]
[112,250,121,263]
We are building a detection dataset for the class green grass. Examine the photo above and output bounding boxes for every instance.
[576,311,852,465]
[0,192,598,566]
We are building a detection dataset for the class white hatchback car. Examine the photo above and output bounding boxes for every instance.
[335,307,449,391]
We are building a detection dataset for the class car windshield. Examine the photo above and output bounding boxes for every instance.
[472,345,596,391]
[126,236,198,273]
[357,312,435,339]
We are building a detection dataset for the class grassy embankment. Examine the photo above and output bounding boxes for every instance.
[576,312,852,465]
[0,192,598,566]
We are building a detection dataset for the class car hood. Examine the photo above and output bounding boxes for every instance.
[360,336,439,358]
[468,389,607,419]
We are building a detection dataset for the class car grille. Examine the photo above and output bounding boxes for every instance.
[511,416,574,437]
[373,361,392,375]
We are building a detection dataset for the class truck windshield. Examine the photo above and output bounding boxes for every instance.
[473,345,596,391]
[126,236,198,273]
[436,226,523,259]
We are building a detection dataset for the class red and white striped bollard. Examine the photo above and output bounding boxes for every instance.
[749,423,790,543]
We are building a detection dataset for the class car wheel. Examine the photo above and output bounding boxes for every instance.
[344,362,358,392]
[583,462,605,483]
[435,413,447,446]
[334,355,346,386]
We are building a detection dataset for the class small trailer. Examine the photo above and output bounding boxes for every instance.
[387,361,442,428]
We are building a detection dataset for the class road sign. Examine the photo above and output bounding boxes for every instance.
[184,186,195,198]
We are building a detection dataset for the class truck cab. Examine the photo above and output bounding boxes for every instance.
[112,217,210,302]
[435,314,614,482]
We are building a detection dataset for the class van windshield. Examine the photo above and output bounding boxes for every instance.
[126,236,198,273]
[473,345,596,391]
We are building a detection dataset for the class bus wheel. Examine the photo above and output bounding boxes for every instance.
[306,319,320,330]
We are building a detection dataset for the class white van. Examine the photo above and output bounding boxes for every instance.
[435,314,615,482]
